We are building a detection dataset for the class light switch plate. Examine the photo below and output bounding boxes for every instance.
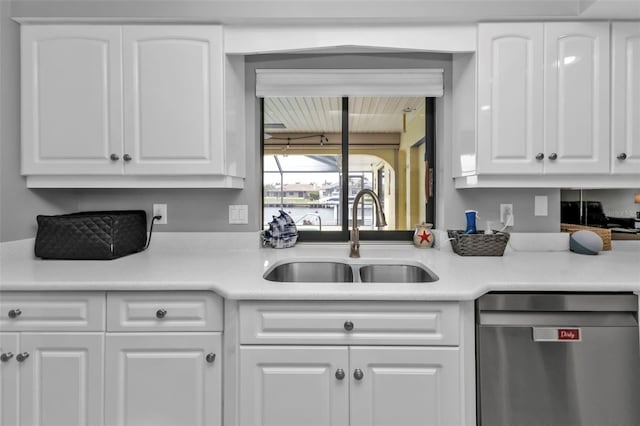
[534,196,548,216]
[229,205,248,224]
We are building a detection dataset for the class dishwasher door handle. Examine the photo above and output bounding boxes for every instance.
[533,327,582,342]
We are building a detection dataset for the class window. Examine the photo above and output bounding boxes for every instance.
[262,95,436,241]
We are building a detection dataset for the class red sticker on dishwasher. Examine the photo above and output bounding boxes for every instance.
[558,329,580,340]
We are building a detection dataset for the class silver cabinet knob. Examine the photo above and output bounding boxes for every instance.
[8,309,21,319]
[548,153,558,160]
[335,369,346,380]
[16,352,29,362]
[535,153,544,161]
[617,153,627,160]
[343,321,354,331]
[123,154,132,162]
[155,309,167,319]
[0,352,13,362]
[353,368,364,381]
[206,353,216,363]
[110,153,120,161]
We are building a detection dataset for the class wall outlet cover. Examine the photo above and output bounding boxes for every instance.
[229,205,249,225]
[534,195,548,216]
[152,204,167,224]
[500,204,513,225]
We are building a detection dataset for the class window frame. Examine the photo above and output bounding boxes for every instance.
[261,96,436,242]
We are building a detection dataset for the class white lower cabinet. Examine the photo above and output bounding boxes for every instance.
[105,333,222,426]
[0,333,19,426]
[350,346,460,426]
[1,291,224,426]
[0,332,104,426]
[240,346,350,426]
[238,301,465,426]
[240,345,460,426]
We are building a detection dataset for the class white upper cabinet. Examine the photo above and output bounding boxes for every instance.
[456,21,633,187]
[122,26,224,175]
[21,26,123,175]
[477,23,544,174]
[612,22,640,174]
[544,22,610,174]
[21,25,244,188]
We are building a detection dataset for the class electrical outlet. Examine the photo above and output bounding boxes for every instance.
[500,204,514,226]
[153,204,167,225]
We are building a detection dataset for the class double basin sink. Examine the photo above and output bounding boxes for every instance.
[264,261,439,283]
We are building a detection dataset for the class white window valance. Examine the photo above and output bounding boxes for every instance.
[255,69,444,98]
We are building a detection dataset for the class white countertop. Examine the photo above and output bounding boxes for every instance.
[1,232,639,300]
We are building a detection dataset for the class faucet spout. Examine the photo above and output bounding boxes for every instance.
[349,189,387,258]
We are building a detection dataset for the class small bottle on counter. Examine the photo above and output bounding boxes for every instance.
[464,210,478,234]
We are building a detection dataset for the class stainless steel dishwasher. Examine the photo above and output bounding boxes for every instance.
[476,292,640,426]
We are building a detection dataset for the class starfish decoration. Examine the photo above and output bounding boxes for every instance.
[418,230,432,244]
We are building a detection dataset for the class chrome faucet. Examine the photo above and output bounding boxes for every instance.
[350,189,387,258]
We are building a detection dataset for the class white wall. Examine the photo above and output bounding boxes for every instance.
[0,2,78,242]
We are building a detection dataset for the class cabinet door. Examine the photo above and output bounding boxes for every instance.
[239,346,349,426]
[544,22,610,174]
[105,333,221,426]
[477,23,544,174]
[612,22,640,174]
[122,26,225,175]
[19,332,104,426]
[0,333,18,426]
[21,25,123,175]
[350,346,461,426]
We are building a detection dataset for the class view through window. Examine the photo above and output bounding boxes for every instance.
[263,96,432,239]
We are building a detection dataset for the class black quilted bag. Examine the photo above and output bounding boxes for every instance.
[35,210,149,260]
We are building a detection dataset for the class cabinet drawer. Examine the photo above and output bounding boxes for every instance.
[107,291,223,332]
[0,292,105,331]
[239,301,459,345]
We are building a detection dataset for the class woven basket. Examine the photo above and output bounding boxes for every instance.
[447,230,510,256]
[560,223,611,251]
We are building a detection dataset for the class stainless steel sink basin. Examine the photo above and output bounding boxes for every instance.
[264,261,353,282]
[358,264,439,283]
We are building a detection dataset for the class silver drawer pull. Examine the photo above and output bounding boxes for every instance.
[16,352,29,362]
[1,352,13,362]
[8,309,22,319]
[335,369,345,380]
[156,309,167,319]
[343,321,354,331]
[206,353,216,363]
